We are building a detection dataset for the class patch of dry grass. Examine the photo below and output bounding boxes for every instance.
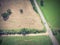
[0,0,44,30]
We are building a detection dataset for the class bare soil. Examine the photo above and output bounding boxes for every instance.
[0,0,43,30]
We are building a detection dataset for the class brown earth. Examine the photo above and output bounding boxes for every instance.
[0,0,43,30]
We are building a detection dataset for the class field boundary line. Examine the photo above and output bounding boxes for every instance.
[1,32,48,36]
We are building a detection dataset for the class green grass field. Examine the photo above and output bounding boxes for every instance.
[37,0,60,29]
[0,36,52,45]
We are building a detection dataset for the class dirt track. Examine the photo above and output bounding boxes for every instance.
[0,0,43,30]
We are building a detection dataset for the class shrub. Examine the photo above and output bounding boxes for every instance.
[40,0,44,6]
[3,30,17,35]
[1,13,9,21]
[52,30,57,35]
[0,30,4,35]
[20,28,30,35]
[29,29,39,34]
[20,9,23,13]
[7,9,12,15]
[0,38,2,45]
[31,29,46,34]
[52,29,60,35]
[58,30,60,33]
[0,28,46,35]
[19,28,46,35]
[1,13,9,18]
[1,9,12,21]
[30,0,38,13]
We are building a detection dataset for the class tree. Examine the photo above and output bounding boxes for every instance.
[1,9,12,21]
[20,28,29,36]
[1,13,9,21]
[7,9,12,15]
[40,0,44,6]
[20,9,23,14]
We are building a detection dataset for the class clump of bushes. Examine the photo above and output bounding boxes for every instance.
[52,29,60,35]
[0,28,46,35]
[18,28,46,35]
[1,13,9,21]
[7,9,12,15]
[30,0,38,13]
[52,30,57,35]
[20,9,23,14]
[40,0,44,6]
[0,29,17,35]
[1,9,12,21]
[58,30,60,33]
[19,28,30,35]
[0,38,3,45]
